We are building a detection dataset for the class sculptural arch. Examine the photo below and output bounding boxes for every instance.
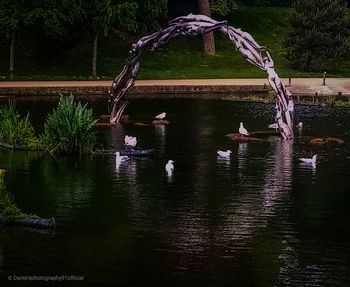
[109,14,294,139]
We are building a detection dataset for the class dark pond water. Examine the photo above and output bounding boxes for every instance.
[1,98,350,286]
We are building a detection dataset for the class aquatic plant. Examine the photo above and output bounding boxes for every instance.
[0,171,24,220]
[42,95,98,154]
[325,96,337,107]
[0,102,37,146]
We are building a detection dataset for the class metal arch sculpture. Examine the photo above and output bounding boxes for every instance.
[109,14,294,140]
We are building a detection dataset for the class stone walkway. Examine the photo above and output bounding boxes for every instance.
[0,78,349,96]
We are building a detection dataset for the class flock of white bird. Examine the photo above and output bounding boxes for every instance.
[218,121,318,168]
[116,115,318,175]
[116,112,176,175]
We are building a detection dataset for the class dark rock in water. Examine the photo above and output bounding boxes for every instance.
[94,149,154,157]
[250,130,279,136]
[310,137,344,145]
[99,114,110,122]
[119,149,154,156]
[0,142,29,150]
[0,215,56,229]
[135,122,151,126]
[226,133,267,143]
[96,122,115,127]
[152,119,170,125]
[97,114,129,126]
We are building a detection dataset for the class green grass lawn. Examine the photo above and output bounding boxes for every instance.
[1,6,350,81]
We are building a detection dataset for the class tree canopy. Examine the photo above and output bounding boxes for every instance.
[286,0,350,71]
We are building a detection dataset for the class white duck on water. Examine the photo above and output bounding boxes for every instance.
[217,150,232,158]
[299,154,317,165]
[115,151,129,164]
[124,135,137,148]
[239,122,249,136]
[165,160,174,174]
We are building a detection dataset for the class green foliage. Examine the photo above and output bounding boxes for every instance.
[135,0,167,31]
[286,0,350,71]
[0,102,37,146]
[42,95,98,154]
[0,186,24,219]
[0,169,5,185]
[3,6,350,79]
[0,0,28,34]
[210,0,237,16]
[325,96,336,106]
[26,0,84,39]
[237,0,293,7]
[85,0,138,35]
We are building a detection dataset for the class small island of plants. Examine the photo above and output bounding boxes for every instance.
[0,95,97,155]
[0,95,97,229]
[0,169,55,229]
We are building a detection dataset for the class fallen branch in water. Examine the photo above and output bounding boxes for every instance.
[0,214,56,229]
[226,133,267,143]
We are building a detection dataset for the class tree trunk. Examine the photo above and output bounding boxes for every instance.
[92,30,99,78]
[9,30,15,79]
[197,0,216,54]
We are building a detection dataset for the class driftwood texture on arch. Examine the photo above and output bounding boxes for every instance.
[109,14,294,139]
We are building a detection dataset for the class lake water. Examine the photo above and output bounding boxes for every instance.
[1,99,350,286]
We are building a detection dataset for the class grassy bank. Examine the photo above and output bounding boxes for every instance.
[1,7,350,81]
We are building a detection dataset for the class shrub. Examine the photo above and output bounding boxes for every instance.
[0,169,5,185]
[42,95,98,154]
[0,174,24,220]
[325,96,337,107]
[0,102,37,146]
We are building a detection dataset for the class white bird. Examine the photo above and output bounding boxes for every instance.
[297,122,303,128]
[115,152,128,173]
[129,137,137,147]
[115,151,129,164]
[217,150,232,158]
[124,135,131,145]
[268,123,278,129]
[124,135,137,147]
[165,160,174,173]
[155,112,166,120]
[239,122,249,136]
[299,154,317,165]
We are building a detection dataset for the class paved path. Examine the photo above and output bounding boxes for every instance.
[0,78,349,96]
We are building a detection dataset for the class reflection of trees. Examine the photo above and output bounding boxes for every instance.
[0,247,3,270]
[39,157,95,217]
[151,137,296,275]
[237,142,248,172]
[97,124,125,149]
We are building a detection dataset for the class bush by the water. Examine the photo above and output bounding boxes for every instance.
[42,95,98,154]
[0,102,37,146]
[0,169,5,185]
[0,170,24,219]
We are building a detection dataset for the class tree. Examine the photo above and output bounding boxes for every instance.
[26,0,83,39]
[134,0,167,32]
[197,0,215,54]
[0,0,83,78]
[197,0,236,55]
[0,0,29,78]
[286,0,350,71]
[84,0,138,78]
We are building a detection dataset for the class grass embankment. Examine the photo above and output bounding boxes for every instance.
[0,7,349,80]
